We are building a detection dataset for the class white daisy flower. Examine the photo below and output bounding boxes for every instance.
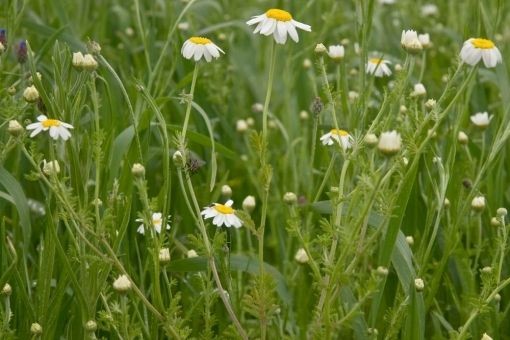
[459,38,502,68]
[136,212,171,235]
[470,112,492,128]
[181,37,224,62]
[201,199,243,228]
[26,115,74,141]
[246,8,311,44]
[320,129,353,151]
[421,4,438,16]
[366,58,392,77]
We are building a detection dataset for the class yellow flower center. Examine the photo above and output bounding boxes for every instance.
[152,217,162,225]
[41,119,61,128]
[189,37,212,45]
[369,58,384,64]
[266,9,292,22]
[214,204,234,214]
[331,129,349,137]
[471,38,495,49]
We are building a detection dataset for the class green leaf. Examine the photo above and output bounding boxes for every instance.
[0,167,32,249]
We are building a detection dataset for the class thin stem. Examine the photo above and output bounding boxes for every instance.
[181,64,199,143]
[261,41,277,142]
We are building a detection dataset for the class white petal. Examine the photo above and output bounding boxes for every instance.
[286,22,299,42]
[203,48,212,62]
[291,20,311,32]
[206,44,220,58]
[194,45,204,61]
[276,21,288,43]
[225,200,234,207]
[213,214,223,226]
[26,122,41,130]
[137,225,145,234]
[49,126,59,139]
[260,19,276,36]
[246,15,265,26]
[37,115,48,122]
[29,126,43,137]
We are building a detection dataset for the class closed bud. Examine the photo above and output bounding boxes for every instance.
[294,248,309,264]
[82,54,98,70]
[8,86,16,96]
[131,163,145,177]
[425,98,436,109]
[444,198,450,208]
[236,119,248,133]
[414,278,425,291]
[31,323,43,335]
[405,236,414,246]
[72,52,85,68]
[113,274,132,293]
[494,293,501,302]
[401,30,423,54]
[42,160,60,176]
[283,192,297,205]
[242,195,256,213]
[364,133,378,147]
[348,91,359,102]
[411,83,427,97]
[491,217,500,227]
[302,58,312,69]
[299,110,309,121]
[23,85,40,103]
[85,320,97,332]
[376,266,389,276]
[481,266,493,274]
[246,117,255,127]
[187,249,198,258]
[458,131,469,145]
[1,283,12,296]
[482,333,493,340]
[8,120,24,136]
[394,63,403,72]
[496,207,507,217]
[221,184,232,198]
[251,103,263,113]
[314,43,327,54]
[159,248,171,264]
[172,151,185,168]
[378,131,402,156]
[471,196,485,212]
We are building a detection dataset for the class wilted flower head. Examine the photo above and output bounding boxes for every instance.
[378,131,402,155]
[470,112,492,128]
[181,37,224,62]
[460,38,502,68]
[327,45,345,61]
[401,30,423,53]
[246,8,311,44]
[16,40,27,63]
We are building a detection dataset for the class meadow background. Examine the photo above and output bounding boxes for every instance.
[1,0,510,339]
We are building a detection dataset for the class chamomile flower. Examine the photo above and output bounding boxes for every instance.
[459,38,502,68]
[366,58,392,77]
[26,115,74,141]
[320,129,353,151]
[246,9,311,44]
[181,37,224,62]
[136,212,171,235]
[201,199,243,228]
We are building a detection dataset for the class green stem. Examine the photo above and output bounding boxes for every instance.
[261,41,277,143]
[181,64,199,143]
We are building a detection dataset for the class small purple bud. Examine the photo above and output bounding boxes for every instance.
[0,29,6,45]
[17,40,28,64]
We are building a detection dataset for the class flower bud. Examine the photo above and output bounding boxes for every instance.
[113,274,132,293]
[394,63,403,72]
[87,40,101,55]
[444,198,450,208]
[348,91,359,102]
[283,192,297,205]
[85,320,97,332]
[401,30,423,54]
[411,83,427,97]
[299,110,309,121]
[494,294,501,302]
[314,43,327,54]
[376,266,389,276]
[131,163,145,177]
[399,105,408,114]
[481,266,492,274]
[491,217,500,227]
[405,236,414,246]
[425,98,436,110]
[236,119,248,133]
[1,283,12,296]
[458,131,469,145]
[482,333,493,340]
[42,160,60,176]
[159,248,171,264]
[414,278,425,291]
[221,184,232,198]
[172,151,185,168]
[364,133,378,147]
[471,196,485,212]
[187,249,198,258]
[8,120,24,136]
[72,52,85,68]
[31,323,43,335]
[327,45,345,61]
[242,195,256,213]
[496,207,507,217]
[294,248,309,264]
[418,33,431,49]
[23,85,40,103]
[8,86,16,96]
[251,103,263,113]
[0,42,4,55]
[302,58,312,69]
[246,117,255,127]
